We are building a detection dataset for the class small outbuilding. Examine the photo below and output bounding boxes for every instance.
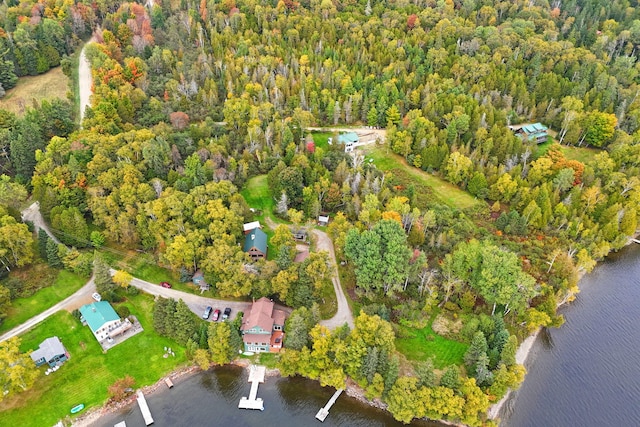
[243,221,262,234]
[318,215,330,226]
[193,269,210,292]
[30,336,69,367]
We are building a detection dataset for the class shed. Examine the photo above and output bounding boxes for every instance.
[318,215,330,226]
[193,269,210,292]
[243,221,262,234]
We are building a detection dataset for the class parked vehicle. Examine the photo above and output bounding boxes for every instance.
[92,292,101,302]
[212,309,221,321]
[160,281,172,288]
[223,307,231,320]
[203,306,212,319]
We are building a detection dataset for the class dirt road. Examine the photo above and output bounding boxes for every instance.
[21,201,60,244]
[313,229,355,329]
[78,40,94,123]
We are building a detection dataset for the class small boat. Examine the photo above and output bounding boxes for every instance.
[70,404,85,414]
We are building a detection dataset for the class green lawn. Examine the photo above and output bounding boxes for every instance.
[365,147,482,210]
[396,320,468,369]
[535,140,600,164]
[241,175,274,218]
[310,131,335,150]
[0,270,86,334]
[0,293,187,427]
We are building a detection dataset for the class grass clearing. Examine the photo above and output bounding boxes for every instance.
[395,315,468,369]
[310,131,335,150]
[534,140,600,164]
[0,270,86,334]
[364,146,482,210]
[241,175,274,219]
[0,293,187,427]
[0,68,70,115]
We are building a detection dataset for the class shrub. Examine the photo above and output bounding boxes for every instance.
[116,306,130,318]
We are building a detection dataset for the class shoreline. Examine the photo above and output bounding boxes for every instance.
[488,235,640,421]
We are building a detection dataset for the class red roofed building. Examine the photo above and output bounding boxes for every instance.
[241,297,287,353]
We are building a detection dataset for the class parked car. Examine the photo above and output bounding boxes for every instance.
[203,306,212,319]
[222,307,231,320]
[212,309,221,321]
[92,292,101,302]
[160,281,172,288]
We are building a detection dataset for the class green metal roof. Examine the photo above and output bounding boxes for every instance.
[80,302,120,333]
[338,132,359,144]
[244,228,268,254]
[520,123,548,134]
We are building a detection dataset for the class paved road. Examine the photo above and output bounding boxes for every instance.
[313,229,355,329]
[21,201,60,244]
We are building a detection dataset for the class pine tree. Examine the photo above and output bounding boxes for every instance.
[37,229,49,260]
[46,239,63,268]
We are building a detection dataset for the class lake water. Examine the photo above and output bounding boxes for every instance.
[94,365,441,427]
[503,243,640,426]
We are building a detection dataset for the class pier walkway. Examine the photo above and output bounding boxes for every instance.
[136,390,154,425]
[315,388,343,422]
[238,365,266,410]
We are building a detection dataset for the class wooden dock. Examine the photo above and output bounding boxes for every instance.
[315,388,343,422]
[136,390,154,425]
[114,422,127,427]
[238,365,266,411]
[631,238,640,244]
[164,378,174,388]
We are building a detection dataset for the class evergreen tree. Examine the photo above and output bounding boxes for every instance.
[37,229,49,260]
[46,239,63,268]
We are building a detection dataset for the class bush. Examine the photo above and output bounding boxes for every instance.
[127,286,140,296]
[443,301,460,313]
[116,306,130,318]
[71,309,81,320]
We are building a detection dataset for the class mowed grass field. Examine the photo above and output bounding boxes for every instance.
[364,147,483,210]
[241,174,274,217]
[0,270,86,334]
[535,140,600,164]
[0,293,187,427]
[0,67,69,115]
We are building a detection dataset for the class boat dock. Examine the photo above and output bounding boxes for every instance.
[315,388,343,422]
[114,422,127,427]
[238,365,266,410]
[136,390,154,425]
[631,238,640,244]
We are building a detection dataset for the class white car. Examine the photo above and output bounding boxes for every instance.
[92,292,102,302]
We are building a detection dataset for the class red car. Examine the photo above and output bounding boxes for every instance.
[212,309,221,321]
[160,282,172,288]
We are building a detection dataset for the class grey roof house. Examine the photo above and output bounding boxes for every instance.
[30,336,69,367]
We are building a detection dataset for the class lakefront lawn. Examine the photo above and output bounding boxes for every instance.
[0,293,187,427]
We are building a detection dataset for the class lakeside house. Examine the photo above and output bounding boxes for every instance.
[30,336,69,367]
[79,301,130,344]
[241,297,286,353]
[244,228,268,260]
[508,123,549,144]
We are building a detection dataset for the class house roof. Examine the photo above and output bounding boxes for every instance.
[273,309,286,326]
[30,336,65,363]
[338,132,359,144]
[80,302,120,333]
[242,297,274,332]
[242,333,271,344]
[244,228,268,254]
[270,330,284,347]
[520,123,548,134]
[243,221,262,232]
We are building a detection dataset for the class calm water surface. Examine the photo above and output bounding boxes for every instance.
[95,365,441,427]
[504,243,640,426]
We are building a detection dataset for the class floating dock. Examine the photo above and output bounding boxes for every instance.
[136,390,154,425]
[315,389,344,422]
[114,422,127,427]
[631,238,640,244]
[238,365,266,410]
[164,378,174,389]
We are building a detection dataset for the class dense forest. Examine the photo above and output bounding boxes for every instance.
[1,0,639,425]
